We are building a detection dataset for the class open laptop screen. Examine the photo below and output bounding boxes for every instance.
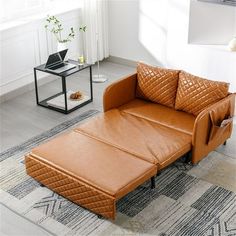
[45,49,68,68]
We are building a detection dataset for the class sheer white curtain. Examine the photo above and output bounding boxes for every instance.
[82,0,109,64]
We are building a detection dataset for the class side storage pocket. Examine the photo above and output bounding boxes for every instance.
[208,112,233,145]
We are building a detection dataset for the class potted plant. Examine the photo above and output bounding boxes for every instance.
[45,15,86,52]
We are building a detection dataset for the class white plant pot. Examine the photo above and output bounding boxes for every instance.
[228,37,236,51]
[57,42,68,52]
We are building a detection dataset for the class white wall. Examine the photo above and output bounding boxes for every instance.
[188,0,236,44]
[108,0,164,66]
[0,8,82,96]
[108,0,236,92]
[235,11,236,32]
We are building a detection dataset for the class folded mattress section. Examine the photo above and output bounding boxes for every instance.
[75,109,192,169]
[25,131,157,219]
[25,154,116,219]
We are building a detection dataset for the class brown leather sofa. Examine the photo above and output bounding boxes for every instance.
[25,62,235,220]
[102,64,235,165]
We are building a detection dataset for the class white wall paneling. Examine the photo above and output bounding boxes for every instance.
[0,8,82,96]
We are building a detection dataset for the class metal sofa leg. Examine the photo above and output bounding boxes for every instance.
[184,151,192,164]
[151,176,155,189]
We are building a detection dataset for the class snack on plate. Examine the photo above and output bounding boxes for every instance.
[70,91,83,100]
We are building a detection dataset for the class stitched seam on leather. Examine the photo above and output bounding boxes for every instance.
[160,143,191,168]
[25,160,38,170]
[35,172,114,206]
[137,63,179,107]
[60,191,106,201]
[26,156,116,200]
[194,94,234,122]
[26,167,66,183]
[120,110,194,136]
[27,152,156,200]
[68,131,157,198]
[51,131,157,198]
[26,157,116,219]
[27,154,115,197]
[42,177,72,188]
[74,129,159,166]
[54,184,93,195]
[119,111,162,164]
[175,71,229,115]
[192,94,234,145]
[62,191,113,205]
[116,165,157,199]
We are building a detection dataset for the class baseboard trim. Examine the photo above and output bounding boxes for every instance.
[0,75,56,104]
[106,56,137,68]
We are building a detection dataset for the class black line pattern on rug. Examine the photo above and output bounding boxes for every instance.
[51,201,104,236]
[7,177,41,199]
[33,192,67,216]
[117,167,196,217]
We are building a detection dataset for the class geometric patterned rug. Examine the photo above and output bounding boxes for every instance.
[0,109,236,236]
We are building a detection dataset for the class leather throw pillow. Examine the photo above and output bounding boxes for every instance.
[175,71,229,116]
[136,62,180,108]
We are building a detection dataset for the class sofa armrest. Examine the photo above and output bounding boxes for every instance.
[103,73,137,112]
[192,93,235,164]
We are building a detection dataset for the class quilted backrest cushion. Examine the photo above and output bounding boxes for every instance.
[136,62,180,108]
[175,71,229,116]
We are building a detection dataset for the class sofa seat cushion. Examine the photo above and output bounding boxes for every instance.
[119,99,196,135]
[30,131,157,199]
[75,110,192,169]
[136,62,180,108]
[175,71,229,116]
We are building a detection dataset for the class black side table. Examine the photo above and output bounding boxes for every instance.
[34,60,93,114]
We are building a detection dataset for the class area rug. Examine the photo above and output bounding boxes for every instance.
[0,109,235,236]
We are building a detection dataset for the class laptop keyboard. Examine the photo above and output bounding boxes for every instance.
[49,62,67,70]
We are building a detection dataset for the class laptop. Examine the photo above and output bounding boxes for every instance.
[45,49,76,73]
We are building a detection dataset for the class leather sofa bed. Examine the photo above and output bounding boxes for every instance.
[25,62,235,220]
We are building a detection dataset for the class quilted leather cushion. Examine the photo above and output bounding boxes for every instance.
[175,71,229,116]
[136,62,180,108]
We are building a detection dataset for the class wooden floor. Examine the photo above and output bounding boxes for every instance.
[0,61,135,152]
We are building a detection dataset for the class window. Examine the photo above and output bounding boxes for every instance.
[0,0,81,24]
[199,0,236,6]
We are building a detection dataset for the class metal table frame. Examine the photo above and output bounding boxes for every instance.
[34,60,93,114]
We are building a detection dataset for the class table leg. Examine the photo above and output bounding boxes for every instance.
[62,76,68,113]
[151,176,155,189]
[34,69,39,105]
[90,66,93,101]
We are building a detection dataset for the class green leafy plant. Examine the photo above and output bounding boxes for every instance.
[45,15,86,43]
